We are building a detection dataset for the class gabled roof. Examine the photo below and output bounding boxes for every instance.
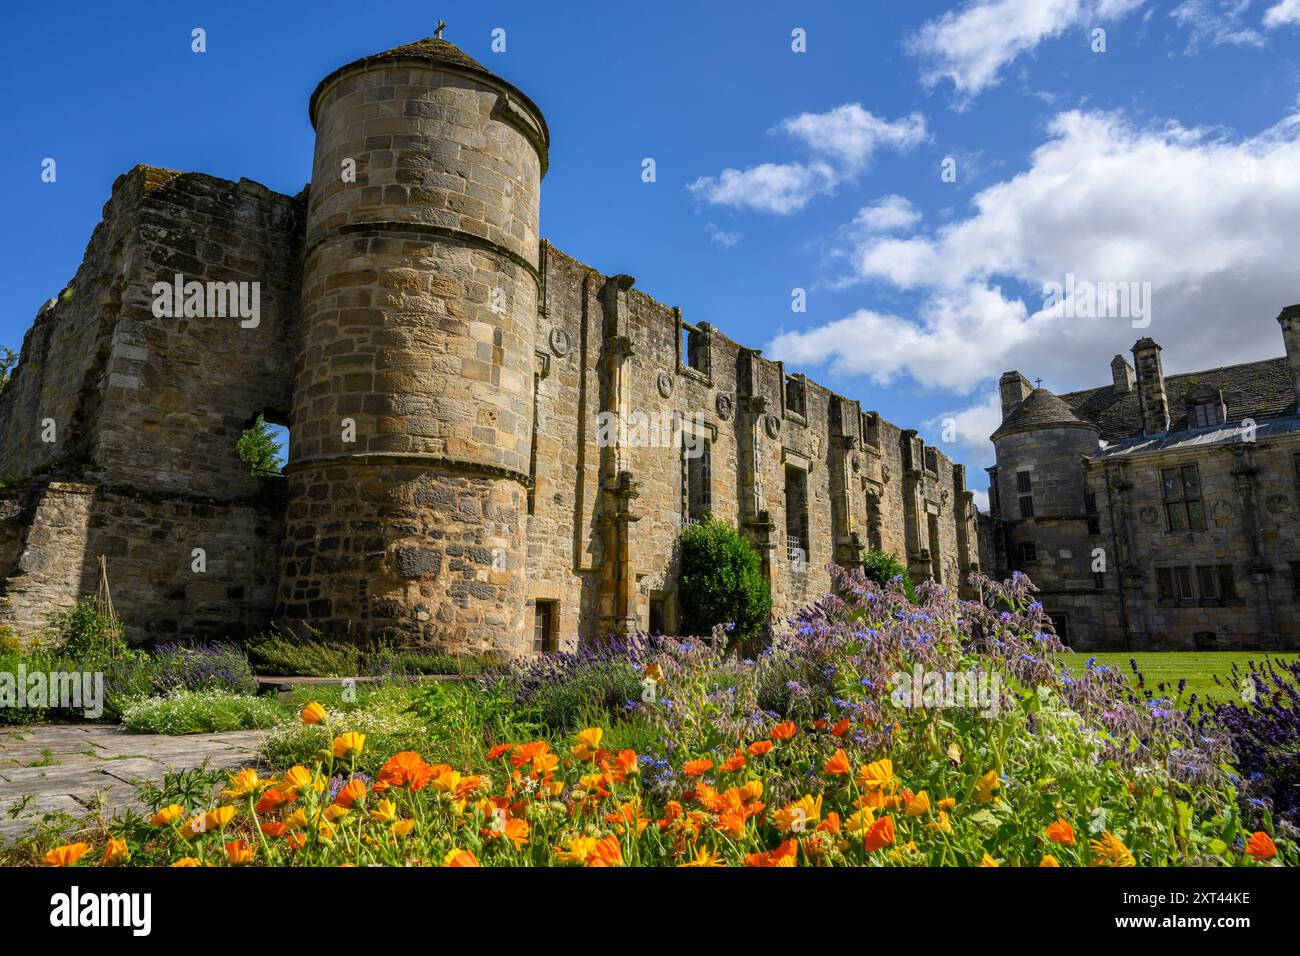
[1059,357,1294,443]
[991,388,1100,441]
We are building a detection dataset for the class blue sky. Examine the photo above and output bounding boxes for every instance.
[5,0,1300,504]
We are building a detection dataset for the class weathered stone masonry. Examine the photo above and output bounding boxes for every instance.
[0,37,980,653]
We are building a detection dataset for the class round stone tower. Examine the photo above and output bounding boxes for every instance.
[277,37,548,654]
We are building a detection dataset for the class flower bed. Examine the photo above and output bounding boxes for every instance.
[23,572,1297,867]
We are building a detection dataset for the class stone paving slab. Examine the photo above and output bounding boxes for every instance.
[0,725,266,842]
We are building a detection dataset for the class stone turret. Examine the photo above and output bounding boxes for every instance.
[277,36,548,653]
[1110,354,1135,393]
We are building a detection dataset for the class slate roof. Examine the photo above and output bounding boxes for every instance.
[990,388,1100,441]
[1058,356,1295,443]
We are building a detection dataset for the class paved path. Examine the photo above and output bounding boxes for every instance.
[0,725,265,841]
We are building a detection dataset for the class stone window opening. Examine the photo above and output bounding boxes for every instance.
[1018,541,1037,565]
[1093,570,1105,590]
[527,371,541,515]
[533,600,557,654]
[682,430,711,525]
[784,374,806,419]
[927,513,942,583]
[784,466,809,563]
[236,410,289,478]
[1084,492,1100,535]
[1194,631,1218,650]
[1016,470,1034,519]
[863,411,881,449]
[679,320,710,377]
[1162,465,1206,532]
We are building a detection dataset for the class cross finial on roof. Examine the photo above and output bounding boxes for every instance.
[434,20,447,40]
[1034,377,1043,389]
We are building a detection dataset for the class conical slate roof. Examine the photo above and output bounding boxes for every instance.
[309,36,548,144]
[991,388,1100,441]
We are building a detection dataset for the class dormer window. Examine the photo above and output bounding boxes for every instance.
[1189,402,1223,428]
[1184,384,1225,429]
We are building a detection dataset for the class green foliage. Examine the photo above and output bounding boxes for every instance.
[515,660,642,734]
[236,414,284,478]
[244,627,489,677]
[121,689,285,734]
[44,600,123,661]
[863,548,917,601]
[0,346,16,393]
[407,678,544,766]
[677,517,773,639]
[261,684,428,774]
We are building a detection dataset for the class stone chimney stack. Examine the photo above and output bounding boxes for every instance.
[1276,304,1300,409]
[1131,337,1169,435]
[1110,354,1135,393]
[998,370,1033,420]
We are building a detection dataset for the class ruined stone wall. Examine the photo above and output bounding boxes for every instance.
[0,167,303,643]
[531,244,979,647]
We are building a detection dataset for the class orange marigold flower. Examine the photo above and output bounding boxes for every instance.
[332,732,365,759]
[974,770,1000,804]
[817,812,842,835]
[813,719,828,730]
[823,748,851,777]
[443,848,480,867]
[571,727,604,761]
[432,769,463,793]
[856,758,895,792]
[864,815,896,852]
[300,701,326,725]
[260,822,287,837]
[1044,819,1075,845]
[588,836,624,867]
[171,857,202,867]
[679,846,726,867]
[334,778,367,809]
[102,838,130,865]
[741,780,763,802]
[771,721,797,741]
[1245,831,1277,861]
[683,758,713,777]
[378,751,435,791]
[204,806,235,831]
[937,797,957,812]
[510,741,552,769]
[390,820,415,839]
[280,765,325,796]
[745,838,799,867]
[1040,854,1060,867]
[831,717,852,737]
[715,809,749,837]
[256,788,293,814]
[772,794,822,833]
[720,750,747,772]
[748,740,773,756]
[905,790,931,817]
[1089,831,1135,867]
[486,743,514,760]
[979,852,1000,867]
[43,842,91,867]
[225,839,255,865]
[151,804,185,826]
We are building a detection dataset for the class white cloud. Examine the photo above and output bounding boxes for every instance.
[1264,0,1300,27]
[688,162,836,215]
[851,195,923,233]
[1171,0,1266,49]
[926,391,1005,470]
[704,222,742,248]
[768,106,1300,466]
[779,105,928,171]
[908,0,1147,105]
[688,105,928,215]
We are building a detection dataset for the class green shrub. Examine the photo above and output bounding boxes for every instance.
[245,628,490,677]
[121,689,284,734]
[45,600,124,661]
[677,517,772,640]
[863,548,917,601]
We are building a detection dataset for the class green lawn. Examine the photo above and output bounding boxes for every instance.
[1060,651,1299,705]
